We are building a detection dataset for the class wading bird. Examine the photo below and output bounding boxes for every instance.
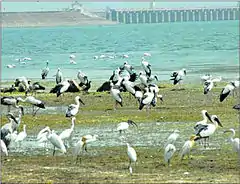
[220,81,239,102]
[165,130,180,146]
[15,124,27,148]
[126,143,137,175]
[110,83,123,110]
[180,135,199,161]
[223,128,239,153]
[41,61,49,79]
[17,96,45,116]
[66,96,85,117]
[56,68,63,84]
[195,115,223,148]
[81,134,99,152]
[1,96,23,113]
[116,120,138,134]
[170,68,186,87]
[59,117,75,148]
[164,143,176,166]
[1,139,8,156]
[141,57,151,77]
[194,110,212,133]
[233,104,240,110]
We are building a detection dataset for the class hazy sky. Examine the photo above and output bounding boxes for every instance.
[2,2,238,12]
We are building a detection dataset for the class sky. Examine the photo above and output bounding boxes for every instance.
[1,2,238,12]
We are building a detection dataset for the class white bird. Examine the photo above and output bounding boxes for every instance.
[1,96,23,112]
[65,96,85,117]
[139,72,148,87]
[121,61,134,74]
[37,126,50,141]
[203,79,214,95]
[7,64,16,68]
[220,81,239,102]
[122,79,135,96]
[44,129,66,156]
[73,138,85,163]
[56,68,63,84]
[141,58,151,77]
[180,135,199,160]
[126,143,137,175]
[17,96,45,116]
[165,130,180,146]
[15,124,27,147]
[170,68,186,86]
[143,52,151,57]
[194,110,212,133]
[195,115,223,148]
[224,128,240,153]
[81,134,99,152]
[164,144,176,166]
[116,120,138,134]
[1,139,8,156]
[134,89,143,104]
[139,88,155,111]
[53,80,71,97]
[59,117,75,147]
[110,83,123,110]
[77,70,89,87]
[14,76,30,96]
[122,54,129,58]
[201,74,212,82]
[41,61,49,79]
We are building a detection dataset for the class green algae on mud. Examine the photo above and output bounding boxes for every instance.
[1,83,239,183]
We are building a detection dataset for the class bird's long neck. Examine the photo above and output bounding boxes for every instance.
[75,98,80,107]
[203,114,208,121]
[71,120,75,130]
[23,126,26,133]
[229,130,235,140]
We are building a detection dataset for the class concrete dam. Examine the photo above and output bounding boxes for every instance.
[106,6,239,24]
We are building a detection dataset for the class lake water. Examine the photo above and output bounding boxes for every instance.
[2,21,239,83]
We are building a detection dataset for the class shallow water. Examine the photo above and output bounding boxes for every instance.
[8,121,224,156]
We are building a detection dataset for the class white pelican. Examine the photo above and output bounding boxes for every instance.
[1,140,8,156]
[220,81,239,102]
[195,115,223,148]
[116,120,138,134]
[65,96,85,117]
[126,143,137,175]
[164,144,176,166]
[59,117,75,147]
[15,124,27,147]
[180,135,199,160]
[17,96,45,116]
[165,130,180,146]
[44,129,66,156]
[41,61,49,79]
[141,57,151,77]
[170,68,186,86]
[81,134,99,152]
[224,128,239,153]
[1,96,23,112]
[194,110,212,133]
[110,83,123,110]
[143,52,151,57]
[56,68,63,84]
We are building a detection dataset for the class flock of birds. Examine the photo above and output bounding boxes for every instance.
[1,53,240,175]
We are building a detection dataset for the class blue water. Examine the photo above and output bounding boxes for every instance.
[2,21,239,83]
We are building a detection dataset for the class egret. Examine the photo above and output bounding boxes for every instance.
[1,140,8,156]
[116,120,138,134]
[15,124,27,148]
[17,96,45,116]
[164,144,176,166]
[56,68,63,84]
[66,96,85,117]
[195,115,223,148]
[73,139,84,163]
[223,128,240,153]
[180,135,199,160]
[81,134,99,152]
[59,117,75,148]
[165,130,180,146]
[41,61,49,79]
[126,143,137,175]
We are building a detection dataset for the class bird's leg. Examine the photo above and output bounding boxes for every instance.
[53,146,56,156]
[8,106,10,113]
[33,107,40,116]
[168,159,170,166]
[128,160,132,169]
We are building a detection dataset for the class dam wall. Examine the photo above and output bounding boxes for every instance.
[106,7,239,24]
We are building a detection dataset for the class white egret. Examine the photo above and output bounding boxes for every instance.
[180,135,199,160]
[15,124,27,148]
[81,134,99,152]
[126,143,137,175]
[224,128,240,153]
[164,144,176,166]
[116,120,138,134]
[65,96,85,117]
[59,117,75,148]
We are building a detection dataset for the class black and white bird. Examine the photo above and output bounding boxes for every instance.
[51,80,71,97]
[65,96,85,117]
[194,110,212,133]
[122,79,135,96]
[1,85,17,94]
[56,68,63,84]
[29,81,46,95]
[139,72,148,87]
[201,74,212,83]
[233,104,240,110]
[17,96,45,116]
[41,61,49,79]
[141,57,151,77]
[1,96,23,113]
[170,68,186,86]
[120,61,134,74]
[14,76,30,96]
[203,79,214,95]
[139,88,155,111]
[77,70,88,87]
[109,68,122,85]
[110,82,123,110]
[220,81,239,102]
[116,120,138,134]
[1,139,8,156]
[195,115,223,148]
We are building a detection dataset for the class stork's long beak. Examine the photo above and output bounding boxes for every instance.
[205,112,213,123]
[7,113,18,124]
[20,106,24,116]
[215,117,223,127]
[79,98,85,105]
